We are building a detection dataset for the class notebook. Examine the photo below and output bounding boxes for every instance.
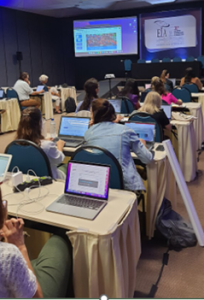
[108,99,122,113]
[46,161,110,220]
[161,105,172,119]
[0,154,12,183]
[54,116,90,147]
[125,122,155,150]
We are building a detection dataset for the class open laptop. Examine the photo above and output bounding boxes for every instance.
[0,154,12,183]
[108,99,122,113]
[36,85,45,92]
[46,161,110,220]
[125,122,155,150]
[0,90,4,99]
[169,78,176,87]
[161,105,172,119]
[145,83,151,90]
[54,116,90,147]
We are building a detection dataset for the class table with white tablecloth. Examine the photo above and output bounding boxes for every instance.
[59,87,77,111]
[32,92,53,120]
[0,98,21,132]
[191,93,204,121]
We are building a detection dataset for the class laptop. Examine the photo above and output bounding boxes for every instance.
[125,122,155,150]
[108,99,122,113]
[0,154,12,183]
[0,90,4,99]
[169,78,176,87]
[54,116,90,147]
[145,84,151,90]
[36,85,45,92]
[46,161,110,220]
[161,105,172,119]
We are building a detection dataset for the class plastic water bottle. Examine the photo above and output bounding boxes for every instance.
[41,119,46,137]
[50,118,56,138]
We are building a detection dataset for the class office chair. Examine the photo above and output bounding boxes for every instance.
[137,59,146,64]
[151,58,160,63]
[172,87,191,103]
[182,83,199,93]
[172,57,182,62]
[186,56,195,62]
[7,88,26,110]
[162,57,171,63]
[119,97,135,114]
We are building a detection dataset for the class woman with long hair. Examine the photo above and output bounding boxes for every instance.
[180,67,203,90]
[160,69,173,92]
[76,78,99,112]
[84,98,153,191]
[153,80,182,105]
[16,107,65,179]
[120,79,140,109]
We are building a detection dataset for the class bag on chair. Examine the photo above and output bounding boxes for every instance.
[155,198,197,249]
[65,97,76,113]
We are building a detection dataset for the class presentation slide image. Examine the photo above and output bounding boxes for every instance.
[86,33,118,51]
[59,118,89,137]
[145,15,196,51]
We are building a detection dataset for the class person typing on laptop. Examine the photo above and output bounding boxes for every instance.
[84,98,154,191]
[15,107,66,179]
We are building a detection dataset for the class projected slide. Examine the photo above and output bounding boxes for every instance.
[74,17,137,57]
[140,9,201,60]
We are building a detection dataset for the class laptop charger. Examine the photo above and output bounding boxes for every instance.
[12,171,23,187]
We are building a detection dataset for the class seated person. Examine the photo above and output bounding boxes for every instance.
[39,74,61,113]
[13,72,44,108]
[16,107,65,179]
[180,67,203,90]
[84,98,154,191]
[120,79,140,109]
[75,78,98,113]
[160,69,173,92]
[137,91,171,131]
[0,190,71,298]
[149,76,160,91]
[153,80,182,105]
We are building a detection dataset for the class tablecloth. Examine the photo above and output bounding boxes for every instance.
[42,92,53,120]
[0,98,21,132]
[192,93,204,121]
[171,120,197,182]
[60,87,77,111]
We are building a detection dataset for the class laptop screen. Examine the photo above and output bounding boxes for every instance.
[59,117,89,137]
[36,85,44,92]
[108,99,122,113]
[161,105,171,119]
[0,154,12,180]
[125,122,155,142]
[65,161,110,200]
[145,84,151,90]
[0,90,4,98]
[169,78,176,86]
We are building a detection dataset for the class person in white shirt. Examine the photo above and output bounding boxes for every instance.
[39,74,61,113]
[13,72,44,108]
[0,191,72,298]
[16,107,66,179]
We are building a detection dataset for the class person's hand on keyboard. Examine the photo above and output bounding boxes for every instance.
[57,139,65,151]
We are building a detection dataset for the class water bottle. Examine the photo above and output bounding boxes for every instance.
[50,118,56,138]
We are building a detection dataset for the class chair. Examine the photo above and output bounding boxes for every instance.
[164,83,171,92]
[71,145,124,190]
[129,112,163,142]
[7,88,26,110]
[120,97,135,114]
[172,57,182,62]
[172,87,191,103]
[151,58,160,63]
[197,56,204,69]
[5,139,53,177]
[124,59,132,72]
[182,83,199,93]
[162,57,171,63]
[186,56,195,62]
[137,59,146,64]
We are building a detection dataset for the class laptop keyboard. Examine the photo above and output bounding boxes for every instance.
[57,195,104,210]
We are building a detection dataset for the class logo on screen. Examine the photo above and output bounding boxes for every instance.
[155,20,170,38]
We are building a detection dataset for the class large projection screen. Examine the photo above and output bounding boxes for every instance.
[140,8,201,60]
[74,17,138,57]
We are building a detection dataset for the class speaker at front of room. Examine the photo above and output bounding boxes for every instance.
[16,51,23,61]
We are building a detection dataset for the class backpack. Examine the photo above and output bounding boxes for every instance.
[65,97,76,113]
[155,198,197,249]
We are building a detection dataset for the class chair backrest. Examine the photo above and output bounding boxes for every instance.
[151,58,160,63]
[172,87,191,103]
[164,82,171,92]
[75,110,91,118]
[120,97,135,114]
[137,59,146,64]
[197,56,204,69]
[5,139,53,177]
[6,88,23,110]
[0,88,5,99]
[182,83,199,93]
[71,146,124,189]
[162,57,171,62]
[172,57,182,62]
[124,59,132,71]
[129,112,163,142]
[140,91,149,103]
[186,56,195,62]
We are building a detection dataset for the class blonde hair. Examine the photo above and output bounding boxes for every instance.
[39,74,48,82]
[139,92,161,115]
[151,76,160,89]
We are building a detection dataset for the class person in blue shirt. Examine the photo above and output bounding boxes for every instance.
[75,78,99,113]
[84,98,154,191]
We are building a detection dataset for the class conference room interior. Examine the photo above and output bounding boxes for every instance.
[2,0,204,298]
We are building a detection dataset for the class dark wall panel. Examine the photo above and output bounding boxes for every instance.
[0,9,7,86]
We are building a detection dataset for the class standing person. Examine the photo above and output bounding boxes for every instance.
[120,79,140,109]
[160,70,173,92]
[180,67,203,90]
[75,78,99,113]
[13,72,44,108]
[39,74,61,113]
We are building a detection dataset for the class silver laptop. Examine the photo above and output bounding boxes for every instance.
[54,116,90,147]
[169,78,176,87]
[161,105,172,119]
[108,99,122,113]
[125,122,155,150]
[46,161,110,220]
[0,154,12,183]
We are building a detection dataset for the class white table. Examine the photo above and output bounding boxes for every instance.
[0,98,21,132]
[1,181,140,298]
[59,87,77,112]
[191,92,204,121]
